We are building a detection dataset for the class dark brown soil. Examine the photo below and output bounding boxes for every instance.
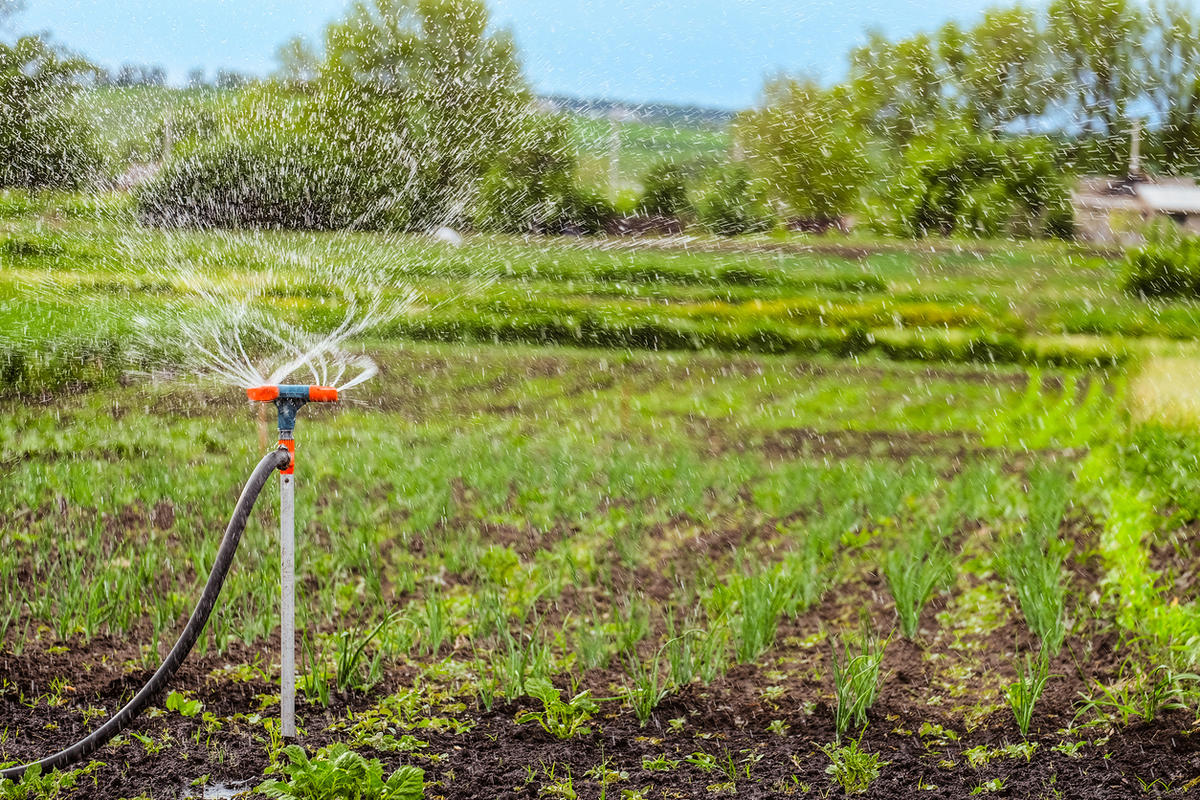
[2,634,1198,799]
[3,553,1199,800]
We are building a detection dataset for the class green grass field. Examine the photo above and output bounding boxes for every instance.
[4,193,1200,796]
[569,115,731,194]
[4,191,1184,399]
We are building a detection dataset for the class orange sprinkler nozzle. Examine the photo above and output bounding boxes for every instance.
[246,385,338,404]
[308,386,339,402]
[247,385,280,402]
[245,385,340,456]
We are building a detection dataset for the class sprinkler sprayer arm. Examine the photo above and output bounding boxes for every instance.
[246,385,339,434]
[247,385,339,475]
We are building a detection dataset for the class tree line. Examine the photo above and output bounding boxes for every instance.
[733,0,1200,237]
[5,0,1200,238]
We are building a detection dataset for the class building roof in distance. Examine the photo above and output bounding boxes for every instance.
[1135,183,1200,214]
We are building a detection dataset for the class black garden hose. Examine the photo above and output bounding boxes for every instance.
[0,447,292,782]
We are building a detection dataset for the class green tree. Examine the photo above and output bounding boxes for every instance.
[847,31,949,144]
[320,0,529,226]
[1145,1,1200,171]
[273,36,321,88]
[143,0,545,232]
[735,76,868,220]
[0,35,99,189]
[1046,0,1147,137]
[474,112,582,233]
[938,7,1050,133]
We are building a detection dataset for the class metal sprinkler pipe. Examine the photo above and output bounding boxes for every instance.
[245,384,339,738]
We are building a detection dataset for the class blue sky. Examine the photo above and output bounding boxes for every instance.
[14,0,1171,109]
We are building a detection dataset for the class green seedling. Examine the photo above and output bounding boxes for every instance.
[165,690,202,718]
[1076,663,1200,726]
[335,612,399,692]
[515,678,599,739]
[830,626,889,739]
[641,755,679,772]
[820,732,887,795]
[882,525,951,639]
[1006,650,1051,737]
[731,570,788,664]
[537,761,576,800]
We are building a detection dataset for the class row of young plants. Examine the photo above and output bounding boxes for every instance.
[385,304,1126,370]
[280,466,1115,741]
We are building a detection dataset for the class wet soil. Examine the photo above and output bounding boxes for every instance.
[2,635,1198,799]
[3,549,1198,800]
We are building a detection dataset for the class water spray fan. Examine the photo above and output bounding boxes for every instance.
[246,384,338,738]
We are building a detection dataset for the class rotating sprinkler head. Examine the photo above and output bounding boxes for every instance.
[247,384,339,471]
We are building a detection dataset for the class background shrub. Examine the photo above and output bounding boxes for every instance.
[1123,234,1200,298]
[690,164,775,236]
[638,161,691,217]
[139,0,532,232]
[137,90,418,230]
[473,113,579,234]
[0,36,100,190]
[881,132,1073,239]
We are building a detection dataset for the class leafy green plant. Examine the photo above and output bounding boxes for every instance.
[165,690,202,717]
[1006,650,1051,737]
[641,754,680,772]
[575,611,616,671]
[256,744,424,800]
[830,626,889,739]
[0,761,103,800]
[736,76,868,221]
[515,677,599,739]
[819,733,887,795]
[614,600,651,657]
[0,36,100,191]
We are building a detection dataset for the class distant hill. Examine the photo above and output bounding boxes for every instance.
[538,95,736,126]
